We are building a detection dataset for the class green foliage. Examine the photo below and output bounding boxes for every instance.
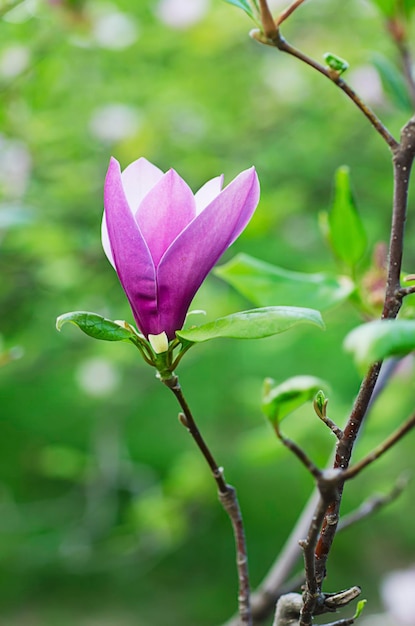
[222,0,258,20]
[177,306,324,342]
[216,253,354,311]
[325,166,368,270]
[56,311,136,342]
[0,1,414,623]
[344,319,415,371]
[262,375,328,424]
[372,53,413,112]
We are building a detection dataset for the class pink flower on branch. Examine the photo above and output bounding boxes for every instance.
[102,157,260,342]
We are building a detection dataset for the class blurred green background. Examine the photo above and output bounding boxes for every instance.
[1,0,415,624]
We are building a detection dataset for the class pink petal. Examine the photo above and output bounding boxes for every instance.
[156,167,260,337]
[194,175,224,215]
[101,212,115,268]
[121,157,164,213]
[135,168,196,267]
[104,157,158,335]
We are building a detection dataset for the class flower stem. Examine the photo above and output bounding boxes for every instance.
[162,375,252,626]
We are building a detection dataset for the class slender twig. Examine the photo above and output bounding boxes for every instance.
[275,0,307,26]
[273,423,321,479]
[162,375,252,626]
[252,2,398,150]
[338,472,410,532]
[344,412,415,480]
[270,33,398,151]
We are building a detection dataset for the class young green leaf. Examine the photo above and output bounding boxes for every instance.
[354,599,367,619]
[372,54,413,113]
[215,253,354,311]
[176,306,324,343]
[223,0,256,19]
[262,376,328,424]
[56,311,136,342]
[344,319,415,371]
[324,52,349,74]
[328,166,367,269]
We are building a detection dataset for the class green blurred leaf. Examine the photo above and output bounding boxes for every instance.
[176,306,324,343]
[223,0,256,19]
[354,599,367,619]
[215,253,354,310]
[262,375,328,424]
[404,0,415,15]
[370,0,415,17]
[370,0,396,16]
[328,166,367,268]
[56,311,136,342]
[344,319,415,370]
[372,53,412,112]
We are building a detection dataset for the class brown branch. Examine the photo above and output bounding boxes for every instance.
[344,412,415,481]
[314,115,415,586]
[163,376,252,626]
[251,18,398,150]
[272,422,321,479]
[275,0,307,26]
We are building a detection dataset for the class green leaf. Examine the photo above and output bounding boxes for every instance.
[56,311,136,342]
[403,0,415,16]
[370,0,396,16]
[222,0,255,19]
[176,306,324,343]
[372,53,412,113]
[324,52,349,74]
[328,166,367,268]
[262,376,328,424]
[354,599,367,619]
[344,319,415,371]
[215,253,354,311]
[370,0,415,17]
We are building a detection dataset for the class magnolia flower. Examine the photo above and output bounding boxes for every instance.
[102,157,260,341]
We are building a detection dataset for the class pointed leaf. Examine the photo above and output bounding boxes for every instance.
[223,0,256,19]
[328,166,367,268]
[176,306,324,343]
[372,54,412,113]
[56,311,136,342]
[354,599,367,620]
[344,319,415,371]
[262,376,328,424]
[215,253,354,310]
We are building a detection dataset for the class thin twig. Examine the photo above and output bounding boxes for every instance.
[270,33,398,151]
[275,0,307,26]
[162,376,252,626]
[273,423,321,479]
[344,412,415,480]
[338,473,410,532]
